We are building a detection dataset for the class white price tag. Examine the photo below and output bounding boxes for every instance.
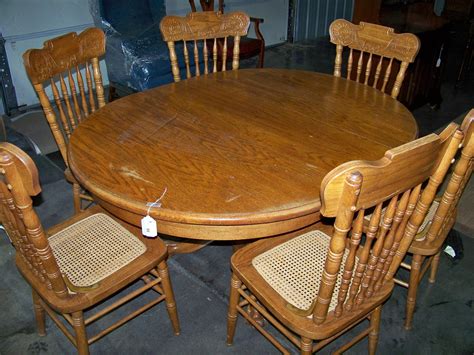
[141,215,157,238]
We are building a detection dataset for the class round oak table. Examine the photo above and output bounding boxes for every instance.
[69,69,417,244]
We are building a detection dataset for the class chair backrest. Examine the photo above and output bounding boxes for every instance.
[329,19,420,99]
[424,110,474,244]
[23,28,106,165]
[311,122,462,324]
[160,11,250,82]
[0,143,68,298]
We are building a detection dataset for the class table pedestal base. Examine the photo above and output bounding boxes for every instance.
[163,237,212,255]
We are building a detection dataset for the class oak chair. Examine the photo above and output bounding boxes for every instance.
[226,123,461,354]
[399,110,473,330]
[329,19,420,100]
[189,0,265,68]
[160,11,250,82]
[0,142,180,355]
[23,27,106,212]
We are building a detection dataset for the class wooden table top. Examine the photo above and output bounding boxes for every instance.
[69,68,418,240]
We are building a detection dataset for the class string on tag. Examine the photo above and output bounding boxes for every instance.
[141,187,167,238]
[146,186,168,215]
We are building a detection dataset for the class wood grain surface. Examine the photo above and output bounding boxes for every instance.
[68,69,417,240]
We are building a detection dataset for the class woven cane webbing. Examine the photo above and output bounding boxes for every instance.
[49,213,146,288]
[252,230,351,313]
[364,200,439,234]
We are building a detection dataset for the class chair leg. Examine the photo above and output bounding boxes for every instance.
[368,306,382,355]
[32,290,46,336]
[71,311,89,355]
[73,183,82,213]
[257,46,265,68]
[405,253,422,330]
[226,273,242,345]
[158,261,180,335]
[428,251,441,284]
[300,337,313,355]
[108,84,118,102]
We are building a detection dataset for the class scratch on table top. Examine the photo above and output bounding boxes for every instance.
[140,113,179,142]
[154,113,178,130]
[117,131,132,144]
[226,194,241,203]
[110,163,153,185]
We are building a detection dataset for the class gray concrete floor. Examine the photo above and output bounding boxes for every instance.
[1,26,474,354]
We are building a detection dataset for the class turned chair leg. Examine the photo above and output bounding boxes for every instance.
[300,337,313,355]
[368,306,382,355]
[226,273,242,345]
[72,311,89,355]
[405,253,423,330]
[429,251,441,283]
[108,84,118,102]
[73,183,82,213]
[158,261,180,335]
[32,290,46,336]
[257,47,265,68]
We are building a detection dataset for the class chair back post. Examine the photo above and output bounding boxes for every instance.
[160,12,250,82]
[392,62,409,99]
[23,28,106,164]
[232,36,241,70]
[313,123,461,324]
[425,111,474,244]
[91,57,106,108]
[0,143,68,298]
[33,82,69,163]
[189,0,198,12]
[384,129,464,281]
[166,41,182,82]
[312,172,362,324]
[329,19,420,99]
[334,44,344,77]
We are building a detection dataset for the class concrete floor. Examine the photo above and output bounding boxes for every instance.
[1,25,474,354]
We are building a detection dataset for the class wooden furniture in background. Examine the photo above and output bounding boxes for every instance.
[226,123,461,354]
[380,3,449,109]
[0,142,180,355]
[329,19,420,100]
[352,0,382,25]
[400,109,473,330]
[0,115,6,142]
[68,69,418,254]
[444,0,474,21]
[160,11,250,82]
[23,27,106,212]
[456,19,474,88]
[349,2,450,109]
[189,0,265,68]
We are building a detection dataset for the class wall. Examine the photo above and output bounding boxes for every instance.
[166,0,289,46]
[294,0,354,41]
[1,0,107,109]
